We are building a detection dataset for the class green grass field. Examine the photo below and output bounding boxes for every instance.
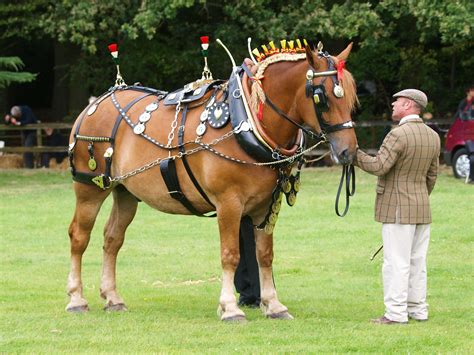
[0,166,472,353]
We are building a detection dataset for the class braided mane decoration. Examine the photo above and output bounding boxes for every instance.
[250,53,306,114]
[249,51,359,115]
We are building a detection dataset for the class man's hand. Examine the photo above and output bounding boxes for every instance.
[5,114,20,125]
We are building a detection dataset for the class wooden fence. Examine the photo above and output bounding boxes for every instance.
[0,120,452,161]
[0,123,72,153]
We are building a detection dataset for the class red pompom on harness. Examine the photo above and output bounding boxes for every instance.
[336,60,345,81]
[108,43,118,53]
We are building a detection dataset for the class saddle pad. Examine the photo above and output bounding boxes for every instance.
[164,80,224,105]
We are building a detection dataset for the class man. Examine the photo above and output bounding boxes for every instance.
[234,216,261,308]
[455,84,474,121]
[354,89,440,325]
[4,105,38,168]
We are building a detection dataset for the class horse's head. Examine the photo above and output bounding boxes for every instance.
[300,43,358,165]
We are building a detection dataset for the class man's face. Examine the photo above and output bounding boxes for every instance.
[391,97,409,121]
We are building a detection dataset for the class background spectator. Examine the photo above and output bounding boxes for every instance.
[4,105,38,168]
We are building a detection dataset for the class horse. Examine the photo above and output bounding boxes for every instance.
[66,42,358,321]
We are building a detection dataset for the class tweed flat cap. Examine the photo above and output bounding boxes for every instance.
[393,89,428,109]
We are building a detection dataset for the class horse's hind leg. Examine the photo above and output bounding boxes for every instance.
[67,183,110,312]
[255,229,293,319]
[100,185,138,311]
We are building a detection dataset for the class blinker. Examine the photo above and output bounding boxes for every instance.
[312,85,329,112]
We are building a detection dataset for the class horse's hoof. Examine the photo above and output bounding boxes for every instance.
[267,311,294,320]
[104,303,128,312]
[66,304,89,313]
[222,314,247,323]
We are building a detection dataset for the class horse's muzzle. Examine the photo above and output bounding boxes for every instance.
[337,149,354,165]
[330,145,355,165]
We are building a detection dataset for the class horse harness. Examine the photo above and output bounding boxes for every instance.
[69,54,355,226]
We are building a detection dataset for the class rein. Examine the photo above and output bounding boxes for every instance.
[335,164,355,217]
[264,96,324,141]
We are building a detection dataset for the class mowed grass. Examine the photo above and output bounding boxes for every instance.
[0,166,472,353]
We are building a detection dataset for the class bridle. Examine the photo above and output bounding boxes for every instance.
[262,51,355,141]
[305,53,355,135]
[254,51,356,217]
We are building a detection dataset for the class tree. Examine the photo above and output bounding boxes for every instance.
[0,56,36,89]
[1,0,473,119]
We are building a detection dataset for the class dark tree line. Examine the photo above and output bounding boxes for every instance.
[0,0,472,121]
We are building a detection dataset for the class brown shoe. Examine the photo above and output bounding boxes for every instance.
[371,316,408,325]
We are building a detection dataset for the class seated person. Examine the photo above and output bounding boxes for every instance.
[40,127,68,168]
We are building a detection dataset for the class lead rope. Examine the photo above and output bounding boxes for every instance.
[335,164,355,217]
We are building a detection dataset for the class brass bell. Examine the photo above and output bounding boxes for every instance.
[271,201,281,213]
[287,191,297,206]
[269,212,278,224]
[293,177,300,192]
[264,223,274,234]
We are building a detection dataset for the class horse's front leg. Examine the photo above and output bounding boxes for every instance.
[255,228,293,319]
[216,204,246,321]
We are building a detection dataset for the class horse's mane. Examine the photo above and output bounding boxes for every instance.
[249,52,359,115]
[250,53,306,113]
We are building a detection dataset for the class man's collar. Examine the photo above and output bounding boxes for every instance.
[399,114,421,125]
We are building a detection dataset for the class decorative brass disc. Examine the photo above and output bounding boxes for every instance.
[133,123,145,135]
[196,123,207,136]
[146,102,158,112]
[207,102,230,129]
[87,105,97,116]
[139,112,151,123]
[200,110,208,122]
[88,158,97,171]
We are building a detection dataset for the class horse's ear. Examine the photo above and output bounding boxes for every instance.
[305,44,316,68]
[336,42,353,61]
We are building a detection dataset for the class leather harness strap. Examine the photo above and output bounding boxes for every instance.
[160,103,216,217]
[178,105,216,209]
[159,158,207,216]
[71,90,152,188]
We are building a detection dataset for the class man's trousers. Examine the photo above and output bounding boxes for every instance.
[382,223,430,322]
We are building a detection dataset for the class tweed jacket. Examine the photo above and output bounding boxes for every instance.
[355,116,440,224]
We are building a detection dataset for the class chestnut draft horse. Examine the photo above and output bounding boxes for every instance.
[66,43,358,321]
